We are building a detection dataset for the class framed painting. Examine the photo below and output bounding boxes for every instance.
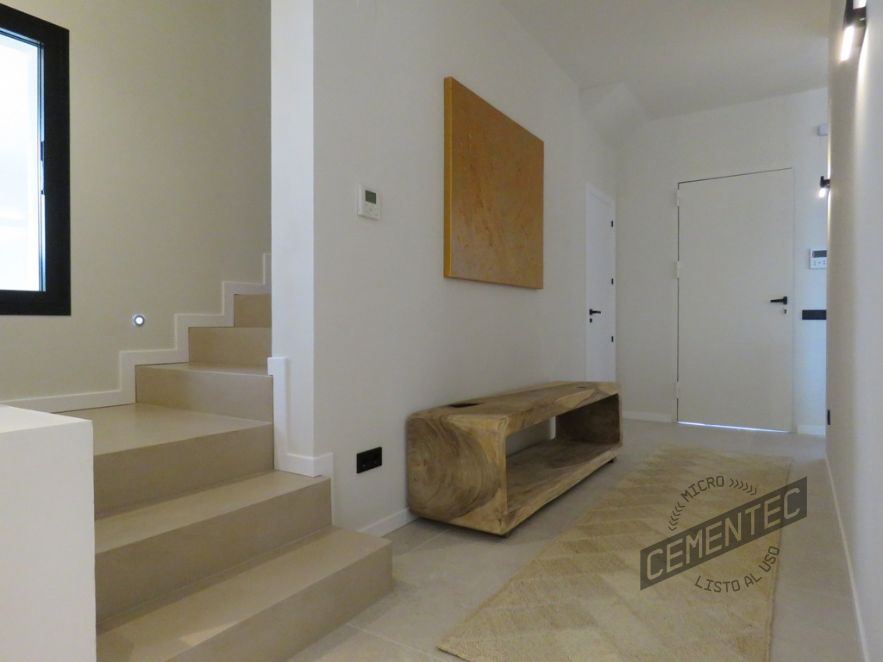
[444,77,544,289]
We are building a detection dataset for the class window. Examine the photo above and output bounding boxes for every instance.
[0,4,69,315]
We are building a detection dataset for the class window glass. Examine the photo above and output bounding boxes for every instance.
[0,31,42,292]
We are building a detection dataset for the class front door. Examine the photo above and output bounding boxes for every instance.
[677,169,794,431]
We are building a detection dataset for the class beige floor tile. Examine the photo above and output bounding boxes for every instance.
[298,421,861,662]
[289,625,434,661]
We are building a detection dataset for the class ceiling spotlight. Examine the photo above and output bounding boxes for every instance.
[131,313,146,328]
[819,176,831,198]
[840,0,868,62]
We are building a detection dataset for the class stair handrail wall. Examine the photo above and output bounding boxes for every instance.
[1,253,271,413]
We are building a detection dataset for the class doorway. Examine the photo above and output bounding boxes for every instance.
[677,169,795,431]
[586,187,616,382]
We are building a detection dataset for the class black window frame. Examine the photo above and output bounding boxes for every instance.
[0,3,70,316]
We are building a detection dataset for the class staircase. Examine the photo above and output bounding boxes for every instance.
[66,293,392,661]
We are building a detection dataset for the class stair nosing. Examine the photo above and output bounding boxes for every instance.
[68,403,272,457]
[136,362,270,375]
[97,527,390,657]
[95,471,328,554]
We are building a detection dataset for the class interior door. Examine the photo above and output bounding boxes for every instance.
[678,169,794,431]
[586,188,616,382]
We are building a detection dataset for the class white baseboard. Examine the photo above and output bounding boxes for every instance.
[359,508,417,538]
[825,455,869,662]
[797,424,826,436]
[277,451,334,478]
[2,253,271,414]
[623,410,675,423]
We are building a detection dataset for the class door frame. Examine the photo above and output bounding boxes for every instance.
[675,167,797,431]
[585,184,616,382]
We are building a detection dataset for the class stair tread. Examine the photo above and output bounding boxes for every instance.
[97,527,389,661]
[139,362,269,376]
[96,471,326,553]
[68,403,269,456]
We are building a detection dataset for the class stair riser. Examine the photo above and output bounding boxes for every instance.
[234,294,271,328]
[173,545,392,662]
[189,327,270,367]
[94,425,274,517]
[96,481,331,624]
[136,366,273,421]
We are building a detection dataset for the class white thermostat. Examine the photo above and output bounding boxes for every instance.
[357,186,381,220]
[809,248,828,270]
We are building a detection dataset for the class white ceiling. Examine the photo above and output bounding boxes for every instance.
[500,0,831,118]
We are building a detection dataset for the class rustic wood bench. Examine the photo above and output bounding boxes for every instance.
[406,381,621,535]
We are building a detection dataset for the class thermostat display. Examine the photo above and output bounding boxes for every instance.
[810,249,827,270]
[358,186,381,220]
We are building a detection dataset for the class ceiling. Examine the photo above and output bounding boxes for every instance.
[499,0,831,118]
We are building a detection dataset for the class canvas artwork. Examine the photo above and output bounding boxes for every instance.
[444,77,545,289]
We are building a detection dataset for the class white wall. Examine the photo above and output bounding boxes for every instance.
[1,0,270,402]
[272,0,616,531]
[827,1,883,659]
[617,89,829,430]
[0,407,95,662]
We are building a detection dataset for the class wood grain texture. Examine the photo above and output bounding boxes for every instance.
[444,77,544,289]
[407,382,621,535]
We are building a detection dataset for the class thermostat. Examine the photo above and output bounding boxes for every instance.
[810,248,827,270]
[357,186,381,220]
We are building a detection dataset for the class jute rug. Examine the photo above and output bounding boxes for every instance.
[439,446,792,662]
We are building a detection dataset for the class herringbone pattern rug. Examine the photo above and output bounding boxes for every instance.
[439,446,791,661]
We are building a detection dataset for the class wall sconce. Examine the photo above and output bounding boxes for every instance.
[819,176,832,198]
[840,0,868,62]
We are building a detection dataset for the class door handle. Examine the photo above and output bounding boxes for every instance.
[589,309,602,316]
[769,296,789,305]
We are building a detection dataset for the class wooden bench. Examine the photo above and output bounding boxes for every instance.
[406,381,621,535]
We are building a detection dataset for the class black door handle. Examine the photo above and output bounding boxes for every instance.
[770,296,789,305]
[589,309,602,316]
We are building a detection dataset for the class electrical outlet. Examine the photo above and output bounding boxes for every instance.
[356,447,382,474]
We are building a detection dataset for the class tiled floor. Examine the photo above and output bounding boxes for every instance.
[291,420,865,661]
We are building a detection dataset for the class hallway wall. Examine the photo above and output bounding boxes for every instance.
[827,0,883,658]
[273,0,617,531]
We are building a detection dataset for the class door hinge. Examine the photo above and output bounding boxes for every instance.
[610,220,614,228]
[675,381,681,398]
[675,260,683,279]
[611,335,615,343]
[610,277,615,285]
[676,189,681,208]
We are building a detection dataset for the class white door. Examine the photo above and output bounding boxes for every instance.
[586,188,616,382]
[678,169,794,431]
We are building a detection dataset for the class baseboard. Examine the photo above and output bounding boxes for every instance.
[623,410,675,423]
[797,424,826,436]
[825,455,870,662]
[359,508,417,538]
[277,451,334,479]
[2,253,271,414]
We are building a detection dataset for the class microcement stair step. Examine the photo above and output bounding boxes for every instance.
[136,363,273,420]
[95,471,330,624]
[188,327,270,367]
[70,403,274,516]
[234,293,271,328]
[97,527,392,662]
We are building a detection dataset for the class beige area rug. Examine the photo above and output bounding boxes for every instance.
[439,446,792,662]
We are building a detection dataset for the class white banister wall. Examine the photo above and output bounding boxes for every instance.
[0,406,95,662]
